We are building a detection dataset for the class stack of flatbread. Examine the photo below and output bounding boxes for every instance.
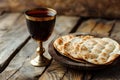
[53,34,120,65]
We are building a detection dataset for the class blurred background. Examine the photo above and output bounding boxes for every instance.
[0,0,120,18]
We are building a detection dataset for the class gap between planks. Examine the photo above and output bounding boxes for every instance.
[0,16,80,80]
[0,36,31,73]
[0,13,30,72]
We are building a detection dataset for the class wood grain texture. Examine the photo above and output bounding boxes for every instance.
[62,70,84,80]
[0,16,79,80]
[76,19,97,33]
[0,13,29,71]
[54,16,79,34]
[40,61,67,80]
[91,20,115,35]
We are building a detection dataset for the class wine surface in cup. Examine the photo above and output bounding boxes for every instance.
[26,8,56,41]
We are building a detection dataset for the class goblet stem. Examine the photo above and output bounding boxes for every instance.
[37,41,45,55]
[30,41,50,67]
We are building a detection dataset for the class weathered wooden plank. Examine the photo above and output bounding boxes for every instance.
[91,20,115,35]
[54,16,79,34]
[111,21,120,40]
[62,70,84,80]
[77,19,97,33]
[91,21,120,80]
[0,16,79,80]
[39,61,67,80]
[0,13,30,71]
[0,39,37,80]
[0,13,21,37]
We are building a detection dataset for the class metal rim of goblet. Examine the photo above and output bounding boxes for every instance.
[24,7,57,21]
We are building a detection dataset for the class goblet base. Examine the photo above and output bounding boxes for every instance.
[30,55,50,67]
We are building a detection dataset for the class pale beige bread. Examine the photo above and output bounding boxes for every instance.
[63,37,83,59]
[53,34,120,65]
[53,34,75,55]
[80,38,120,65]
[54,35,93,57]
[63,36,93,59]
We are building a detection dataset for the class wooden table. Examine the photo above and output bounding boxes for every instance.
[0,13,120,80]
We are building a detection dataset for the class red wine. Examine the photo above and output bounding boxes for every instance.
[25,8,56,41]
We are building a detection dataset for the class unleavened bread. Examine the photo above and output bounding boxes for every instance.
[53,34,120,65]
